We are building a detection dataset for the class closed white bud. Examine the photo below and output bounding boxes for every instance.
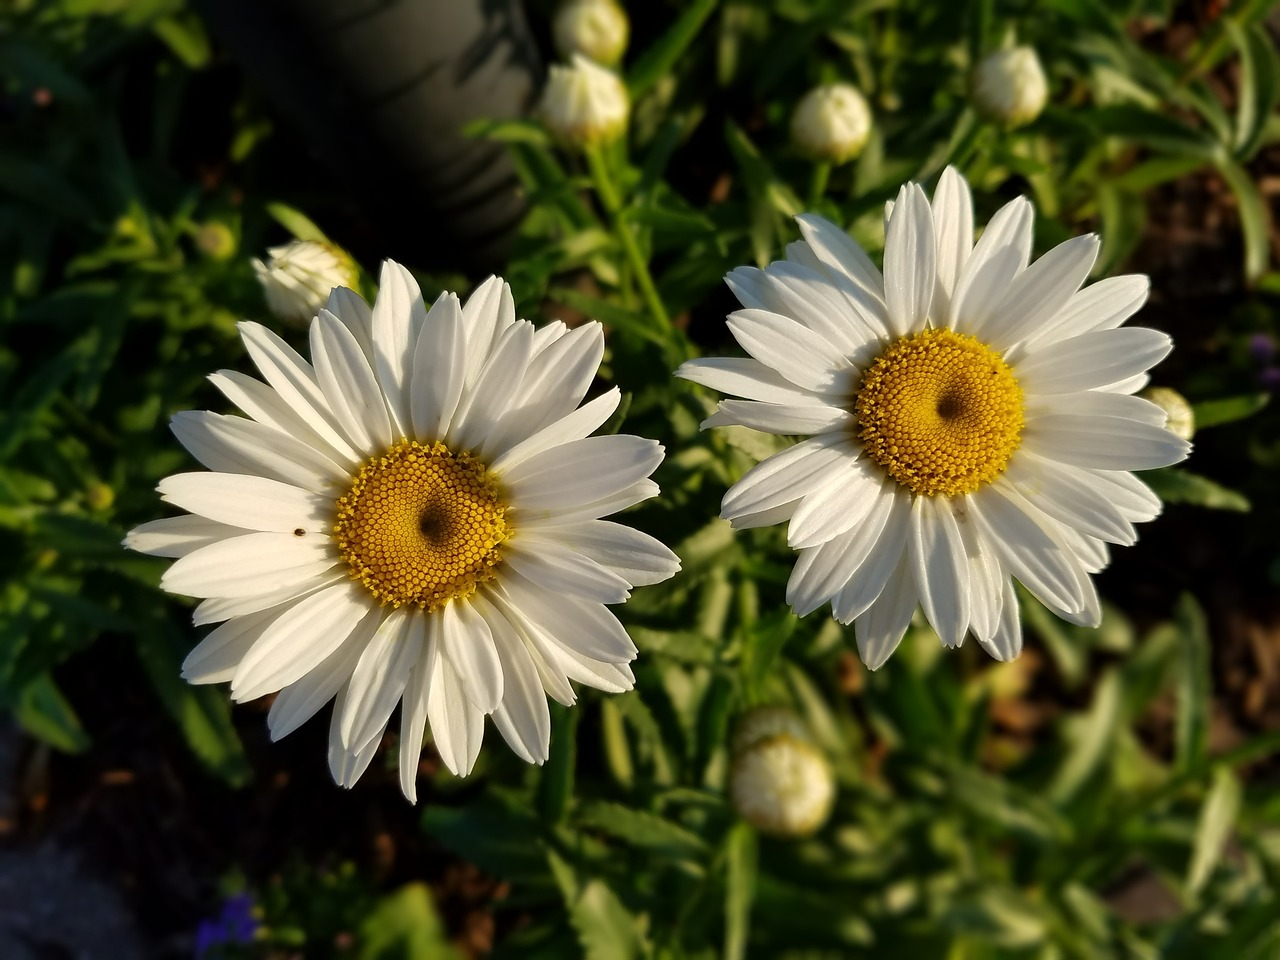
[1142,387,1195,440]
[252,240,358,328]
[971,46,1048,128]
[729,708,834,838]
[790,83,872,165]
[553,0,629,67]
[539,54,629,147]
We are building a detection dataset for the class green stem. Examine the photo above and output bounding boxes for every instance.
[807,161,831,209]
[583,144,673,337]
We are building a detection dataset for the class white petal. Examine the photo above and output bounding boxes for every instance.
[474,594,551,765]
[786,484,896,617]
[181,605,285,684]
[450,321,536,455]
[440,600,504,713]
[831,493,912,623]
[702,400,851,435]
[720,433,854,525]
[125,516,242,558]
[883,183,936,337]
[1085,468,1161,523]
[1022,274,1149,350]
[976,577,1023,661]
[544,520,680,587]
[268,607,382,740]
[503,537,633,604]
[1026,391,1168,427]
[1022,414,1190,471]
[311,310,393,454]
[460,276,516,387]
[208,370,350,464]
[795,213,887,304]
[675,357,820,405]
[517,478,659,527]
[230,582,371,702]
[192,571,346,626]
[484,586,577,705]
[370,260,426,436]
[409,291,466,443]
[325,286,376,362]
[1015,327,1172,394]
[157,473,331,533]
[726,308,851,394]
[398,655,432,803]
[492,323,605,444]
[502,435,663,511]
[237,321,359,462]
[908,495,970,649]
[854,550,917,670]
[427,645,486,777]
[955,504,1003,643]
[748,262,877,354]
[500,571,637,663]
[327,686,385,788]
[951,197,1033,336]
[986,235,1100,352]
[786,455,881,549]
[931,166,973,324]
[169,411,349,495]
[339,607,424,751]
[489,388,620,475]
[160,531,337,598]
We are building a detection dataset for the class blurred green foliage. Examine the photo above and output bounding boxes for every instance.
[3,0,1280,956]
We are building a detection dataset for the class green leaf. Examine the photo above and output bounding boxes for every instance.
[0,152,97,223]
[357,883,459,960]
[1191,393,1269,429]
[576,801,707,859]
[1174,593,1211,776]
[1215,156,1273,282]
[1142,468,1250,511]
[265,202,331,244]
[1049,669,1123,805]
[723,822,756,960]
[1186,766,1242,897]
[539,703,579,824]
[151,13,212,69]
[14,672,90,753]
[1094,184,1146,276]
[627,0,718,99]
[1228,20,1280,158]
[465,117,553,147]
[422,796,551,884]
[549,850,648,960]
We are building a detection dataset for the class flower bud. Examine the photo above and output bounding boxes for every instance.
[790,83,872,165]
[971,46,1048,128]
[729,708,834,838]
[252,239,358,328]
[553,0,629,67]
[195,222,237,260]
[539,54,630,147]
[1141,387,1195,441]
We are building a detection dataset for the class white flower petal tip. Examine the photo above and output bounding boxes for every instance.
[696,169,1186,670]
[132,264,673,800]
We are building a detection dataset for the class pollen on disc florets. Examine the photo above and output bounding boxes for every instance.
[333,440,510,610]
[854,328,1024,497]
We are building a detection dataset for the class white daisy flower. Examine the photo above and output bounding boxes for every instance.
[538,54,630,147]
[253,239,359,328]
[677,168,1189,669]
[127,263,679,799]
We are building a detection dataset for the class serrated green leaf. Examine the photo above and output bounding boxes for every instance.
[357,883,459,960]
[1187,766,1242,897]
[577,801,707,859]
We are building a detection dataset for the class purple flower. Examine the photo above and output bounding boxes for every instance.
[194,892,259,959]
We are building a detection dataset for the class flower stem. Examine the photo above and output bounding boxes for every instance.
[808,161,831,208]
[583,144,673,337]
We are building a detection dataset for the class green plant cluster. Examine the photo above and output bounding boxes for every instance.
[2,0,1280,957]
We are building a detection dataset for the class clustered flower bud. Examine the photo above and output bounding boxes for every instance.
[728,706,835,838]
[970,46,1048,128]
[252,239,358,328]
[553,0,629,67]
[790,83,872,165]
[539,54,630,147]
[1141,387,1195,441]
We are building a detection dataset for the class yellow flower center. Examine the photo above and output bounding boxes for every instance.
[854,328,1024,497]
[333,440,510,610]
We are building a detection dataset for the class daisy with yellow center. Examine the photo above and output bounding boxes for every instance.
[127,264,679,799]
[678,167,1189,668]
